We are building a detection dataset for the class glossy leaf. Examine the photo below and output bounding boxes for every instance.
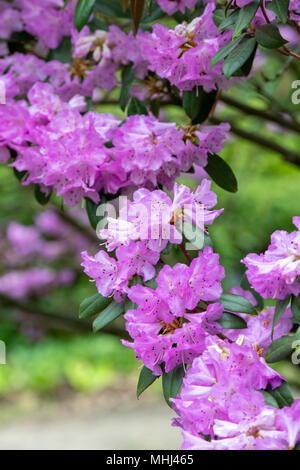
[137,366,158,398]
[74,0,96,31]
[255,23,288,49]
[233,1,260,37]
[265,334,295,363]
[205,153,238,193]
[130,0,145,32]
[127,96,148,116]
[93,301,125,332]
[182,87,217,124]
[291,295,300,323]
[79,293,112,319]
[162,364,185,408]
[272,294,291,337]
[120,64,135,111]
[219,292,257,314]
[34,185,52,205]
[223,37,257,79]
[266,0,289,23]
[218,312,247,329]
[211,34,245,67]
[267,382,294,408]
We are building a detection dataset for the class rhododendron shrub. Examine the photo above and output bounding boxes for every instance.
[0,0,300,451]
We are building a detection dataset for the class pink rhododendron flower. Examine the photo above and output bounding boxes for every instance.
[243,217,300,299]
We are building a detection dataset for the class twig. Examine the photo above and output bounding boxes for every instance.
[219,94,300,133]
[210,116,300,166]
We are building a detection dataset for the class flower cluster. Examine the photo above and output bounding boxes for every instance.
[122,247,225,374]
[0,79,229,205]
[138,4,234,91]
[243,217,300,299]
[172,336,300,450]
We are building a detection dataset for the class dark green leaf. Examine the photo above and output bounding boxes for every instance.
[79,293,112,319]
[137,366,158,398]
[211,34,245,67]
[233,1,261,37]
[255,23,288,49]
[162,364,185,408]
[272,295,291,336]
[222,37,257,79]
[266,334,295,363]
[127,96,148,116]
[120,64,135,111]
[266,0,289,23]
[218,312,247,329]
[74,0,96,31]
[34,185,52,205]
[85,195,106,230]
[291,295,300,323]
[47,36,72,63]
[217,10,239,32]
[240,274,264,310]
[205,153,238,193]
[219,292,257,314]
[260,390,280,408]
[213,8,225,27]
[182,87,217,124]
[267,382,294,408]
[294,442,300,450]
[93,301,125,332]
[95,0,131,17]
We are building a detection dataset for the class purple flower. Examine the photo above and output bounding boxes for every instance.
[243,217,300,299]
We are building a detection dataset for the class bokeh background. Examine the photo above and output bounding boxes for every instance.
[0,48,300,449]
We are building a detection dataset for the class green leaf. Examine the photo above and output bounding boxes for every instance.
[260,390,280,408]
[127,96,148,116]
[120,64,135,111]
[272,295,291,336]
[255,23,288,49]
[205,153,238,193]
[210,34,245,67]
[213,8,225,27]
[267,382,294,408]
[182,87,217,124]
[47,36,72,63]
[93,301,125,332]
[240,274,264,310]
[217,10,239,32]
[218,312,247,329]
[74,0,95,31]
[34,185,52,205]
[223,37,257,79]
[294,442,300,450]
[265,334,295,363]
[182,222,204,250]
[162,364,185,408]
[85,195,106,230]
[219,292,257,314]
[233,1,260,37]
[266,0,289,23]
[79,293,112,319]
[137,366,158,398]
[291,295,300,323]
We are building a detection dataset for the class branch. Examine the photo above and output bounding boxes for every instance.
[219,94,300,134]
[51,203,98,244]
[210,116,300,166]
[0,293,127,338]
